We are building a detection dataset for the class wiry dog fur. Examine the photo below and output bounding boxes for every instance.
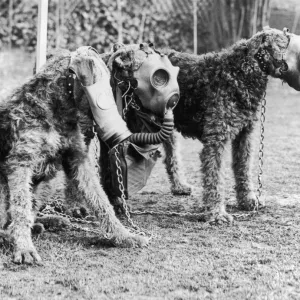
[160,28,291,223]
[0,48,148,264]
[28,28,291,226]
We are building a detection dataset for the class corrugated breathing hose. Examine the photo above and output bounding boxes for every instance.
[128,109,174,145]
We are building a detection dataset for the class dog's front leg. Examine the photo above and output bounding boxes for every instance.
[69,156,149,248]
[200,140,233,224]
[6,165,42,264]
[232,127,258,210]
[163,132,192,195]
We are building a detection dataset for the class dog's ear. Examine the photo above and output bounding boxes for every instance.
[112,42,125,53]
[107,45,128,71]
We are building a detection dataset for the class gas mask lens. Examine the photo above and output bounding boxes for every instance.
[166,93,180,110]
[151,69,169,87]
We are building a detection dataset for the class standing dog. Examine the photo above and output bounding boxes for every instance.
[0,48,151,264]
[0,42,181,264]
[161,28,300,223]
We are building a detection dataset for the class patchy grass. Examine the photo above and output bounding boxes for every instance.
[1,50,300,300]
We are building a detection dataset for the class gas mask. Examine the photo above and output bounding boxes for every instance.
[108,43,180,118]
[279,30,300,91]
[70,45,179,148]
[70,45,179,198]
[132,44,180,117]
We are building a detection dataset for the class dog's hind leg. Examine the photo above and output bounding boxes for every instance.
[0,171,9,229]
[163,132,192,195]
[32,171,66,210]
[232,126,258,210]
[200,140,233,224]
[65,149,149,248]
[5,163,41,264]
[32,171,69,232]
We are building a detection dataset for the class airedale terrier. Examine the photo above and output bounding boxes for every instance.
[0,47,151,264]
[161,27,300,223]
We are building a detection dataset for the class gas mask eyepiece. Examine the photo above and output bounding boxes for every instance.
[133,50,180,117]
[149,67,180,113]
[166,93,180,110]
[151,69,169,87]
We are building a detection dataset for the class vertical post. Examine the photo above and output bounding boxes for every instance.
[292,9,300,34]
[36,0,48,72]
[252,0,258,35]
[8,0,14,50]
[55,0,60,49]
[193,0,197,54]
[117,0,123,43]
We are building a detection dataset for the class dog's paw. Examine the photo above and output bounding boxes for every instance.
[35,215,70,231]
[111,231,149,248]
[171,183,192,196]
[203,210,234,225]
[238,192,264,211]
[13,246,42,265]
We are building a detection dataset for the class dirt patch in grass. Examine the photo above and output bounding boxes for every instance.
[1,51,300,300]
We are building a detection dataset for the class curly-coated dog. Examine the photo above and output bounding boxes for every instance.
[0,47,150,265]
[161,27,300,223]
[28,28,300,226]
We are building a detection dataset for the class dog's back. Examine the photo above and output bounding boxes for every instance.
[0,50,93,161]
[165,38,269,140]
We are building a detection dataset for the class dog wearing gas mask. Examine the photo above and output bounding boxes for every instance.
[97,43,191,206]
[159,27,300,224]
[0,44,181,264]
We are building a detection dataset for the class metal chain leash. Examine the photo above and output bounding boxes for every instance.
[38,133,112,239]
[113,146,153,237]
[256,92,267,209]
[38,93,267,231]
[130,206,258,220]
[38,201,111,238]
[127,92,268,219]
[118,92,261,221]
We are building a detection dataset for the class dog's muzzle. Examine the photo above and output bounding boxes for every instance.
[280,33,300,91]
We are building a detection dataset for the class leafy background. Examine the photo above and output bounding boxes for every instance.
[0,0,194,53]
[3,0,298,54]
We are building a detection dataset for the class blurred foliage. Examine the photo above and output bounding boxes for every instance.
[196,0,271,52]
[0,0,194,53]
[0,0,276,54]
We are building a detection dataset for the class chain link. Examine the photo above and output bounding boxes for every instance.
[37,204,112,238]
[256,92,267,208]
[130,208,257,220]
[39,93,266,232]
[113,147,152,238]
[128,95,268,220]
[123,95,140,119]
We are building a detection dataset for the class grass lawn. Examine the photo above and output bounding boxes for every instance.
[0,49,300,300]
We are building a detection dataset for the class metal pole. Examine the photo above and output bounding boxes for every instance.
[8,0,14,50]
[36,0,48,72]
[193,0,197,54]
[117,0,123,43]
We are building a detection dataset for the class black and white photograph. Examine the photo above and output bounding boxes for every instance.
[0,0,300,299]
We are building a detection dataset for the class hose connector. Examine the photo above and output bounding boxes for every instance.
[128,109,174,145]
